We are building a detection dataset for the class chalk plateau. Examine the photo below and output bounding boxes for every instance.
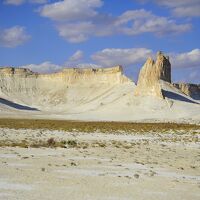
[0,53,199,123]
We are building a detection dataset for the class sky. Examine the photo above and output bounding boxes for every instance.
[0,0,200,83]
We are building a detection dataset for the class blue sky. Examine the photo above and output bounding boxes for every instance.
[0,0,200,83]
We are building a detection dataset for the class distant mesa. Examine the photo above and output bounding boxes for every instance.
[0,65,132,84]
[0,51,199,114]
[0,51,199,123]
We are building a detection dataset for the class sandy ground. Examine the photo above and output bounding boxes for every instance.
[0,128,200,200]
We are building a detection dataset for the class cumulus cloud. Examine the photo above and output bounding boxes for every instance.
[4,0,47,5]
[68,50,84,62]
[138,0,200,17]
[170,49,200,68]
[64,50,84,66]
[20,61,62,73]
[92,48,200,69]
[56,9,190,43]
[157,0,200,17]
[38,0,191,43]
[0,26,31,48]
[117,9,191,36]
[91,48,153,67]
[18,50,101,73]
[76,63,102,68]
[21,50,85,73]
[39,0,103,21]
[57,22,95,43]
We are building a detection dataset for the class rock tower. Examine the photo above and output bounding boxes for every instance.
[134,51,171,98]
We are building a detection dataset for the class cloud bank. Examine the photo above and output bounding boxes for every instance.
[38,0,191,43]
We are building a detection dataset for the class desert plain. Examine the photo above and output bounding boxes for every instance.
[0,52,199,200]
[0,120,199,200]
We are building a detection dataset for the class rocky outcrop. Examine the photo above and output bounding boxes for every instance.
[173,83,200,99]
[0,65,130,84]
[0,66,133,108]
[0,67,37,77]
[134,51,171,98]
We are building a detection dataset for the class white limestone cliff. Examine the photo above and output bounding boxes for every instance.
[134,51,171,98]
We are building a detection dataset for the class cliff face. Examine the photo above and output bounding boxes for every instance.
[134,52,171,98]
[173,83,200,99]
[0,66,130,84]
[0,66,133,108]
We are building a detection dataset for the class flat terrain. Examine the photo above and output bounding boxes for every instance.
[0,120,199,200]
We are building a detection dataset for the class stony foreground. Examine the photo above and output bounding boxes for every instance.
[0,127,200,200]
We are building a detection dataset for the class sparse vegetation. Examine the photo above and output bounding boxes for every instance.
[0,138,81,148]
[0,118,199,149]
[67,140,77,147]
[0,118,199,133]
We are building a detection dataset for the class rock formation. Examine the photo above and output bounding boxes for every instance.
[173,83,200,99]
[0,66,133,109]
[134,51,171,98]
[0,65,130,84]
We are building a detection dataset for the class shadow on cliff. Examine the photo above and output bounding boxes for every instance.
[0,98,39,111]
[162,90,199,104]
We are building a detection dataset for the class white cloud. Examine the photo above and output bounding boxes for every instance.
[57,22,95,43]
[138,0,200,17]
[54,9,191,43]
[39,0,103,21]
[117,9,191,36]
[20,61,62,73]
[68,50,84,62]
[64,50,84,66]
[76,63,102,68]
[157,0,200,17]
[4,0,47,5]
[0,26,31,48]
[172,5,200,18]
[18,52,101,73]
[170,49,200,68]
[19,61,102,74]
[91,48,153,67]
[65,50,104,68]
[92,48,200,70]
[21,50,85,73]
[38,0,191,43]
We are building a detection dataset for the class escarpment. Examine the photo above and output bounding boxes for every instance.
[0,65,130,84]
[0,66,133,109]
[134,51,171,98]
[0,52,199,122]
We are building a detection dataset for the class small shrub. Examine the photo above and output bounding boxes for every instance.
[47,138,56,147]
[67,140,77,147]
